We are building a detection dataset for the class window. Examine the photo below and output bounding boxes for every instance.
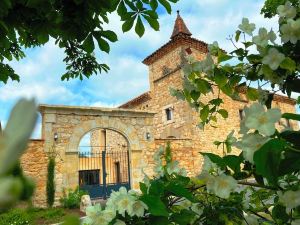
[115,162,121,183]
[165,108,173,121]
[79,170,100,186]
[239,109,245,120]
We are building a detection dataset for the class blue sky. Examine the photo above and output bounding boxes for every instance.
[0,0,295,138]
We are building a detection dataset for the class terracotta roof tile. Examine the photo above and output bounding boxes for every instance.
[171,11,192,39]
[119,92,151,109]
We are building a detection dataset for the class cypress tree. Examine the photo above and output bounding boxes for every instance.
[46,157,55,207]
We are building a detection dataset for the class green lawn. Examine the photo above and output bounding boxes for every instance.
[0,207,84,225]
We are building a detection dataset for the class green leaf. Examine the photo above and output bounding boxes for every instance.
[149,216,169,225]
[140,182,148,195]
[280,57,296,72]
[282,113,300,121]
[117,1,128,20]
[235,30,241,42]
[158,0,171,14]
[150,0,158,10]
[135,16,145,37]
[218,50,233,63]
[122,17,135,33]
[200,105,209,122]
[246,87,259,101]
[190,90,200,101]
[140,195,168,217]
[82,34,95,53]
[196,79,211,94]
[144,16,159,31]
[278,150,300,175]
[101,30,118,42]
[94,32,110,53]
[148,179,164,196]
[166,182,195,202]
[253,139,287,185]
[201,153,226,169]
[272,205,289,223]
[218,109,228,119]
[214,73,227,87]
[280,130,300,148]
[223,155,243,173]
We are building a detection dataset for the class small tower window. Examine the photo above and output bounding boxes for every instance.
[165,108,173,121]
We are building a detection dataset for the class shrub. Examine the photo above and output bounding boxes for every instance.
[59,187,87,209]
[0,209,31,225]
[46,157,55,207]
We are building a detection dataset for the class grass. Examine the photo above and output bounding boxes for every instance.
[0,207,83,225]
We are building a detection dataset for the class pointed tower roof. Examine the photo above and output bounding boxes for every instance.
[142,11,208,65]
[170,11,192,39]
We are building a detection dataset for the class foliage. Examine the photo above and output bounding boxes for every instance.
[46,157,56,207]
[60,187,88,209]
[0,207,68,225]
[0,99,37,212]
[85,1,300,224]
[0,208,30,225]
[0,0,179,84]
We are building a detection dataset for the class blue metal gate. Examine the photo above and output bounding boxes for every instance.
[79,150,130,199]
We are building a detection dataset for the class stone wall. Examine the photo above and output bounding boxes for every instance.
[20,140,47,207]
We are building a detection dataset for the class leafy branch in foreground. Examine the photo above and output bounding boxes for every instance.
[0,0,179,83]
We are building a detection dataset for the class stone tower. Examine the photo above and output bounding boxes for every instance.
[121,11,210,140]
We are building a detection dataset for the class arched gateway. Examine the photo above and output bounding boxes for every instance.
[39,105,154,200]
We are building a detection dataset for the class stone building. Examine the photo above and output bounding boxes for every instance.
[119,12,298,176]
[20,13,298,207]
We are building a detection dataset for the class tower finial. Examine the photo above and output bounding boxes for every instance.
[170,11,192,39]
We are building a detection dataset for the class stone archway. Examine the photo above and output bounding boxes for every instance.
[38,105,155,202]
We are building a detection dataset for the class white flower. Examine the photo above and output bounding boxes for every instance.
[244,103,281,136]
[238,18,256,35]
[278,190,300,212]
[206,174,237,199]
[127,200,148,217]
[277,1,297,19]
[253,28,276,47]
[280,18,300,44]
[234,133,269,163]
[84,204,115,225]
[115,193,136,217]
[262,48,285,70]
[114,220,126,225]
